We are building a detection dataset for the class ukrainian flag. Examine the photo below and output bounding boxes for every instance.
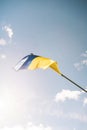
[15,53,61,75]
[14,53,87,93]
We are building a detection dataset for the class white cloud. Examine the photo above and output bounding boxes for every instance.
[67,112,87,122]
[83,98,87,105]
[74,59,87,71]
[49,108,87,123]
[74,62,83,71]
[0,54,6,59]
[0,122,52,130]
[4,26,13,39]
[81,60,87,65]
[81,51,87,57]
[55,89,81,102]
[0,38,7,46]
[74,50,87,71]
[27,122,52,130]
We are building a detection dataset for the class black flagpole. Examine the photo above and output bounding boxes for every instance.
[61,73,87,93]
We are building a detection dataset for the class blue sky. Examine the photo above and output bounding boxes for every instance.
[0,0,87,130]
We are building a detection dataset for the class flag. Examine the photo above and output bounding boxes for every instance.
[14,53,87,92]
[14,53,61,75]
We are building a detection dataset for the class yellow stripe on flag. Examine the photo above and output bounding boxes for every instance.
[28,56,61,75]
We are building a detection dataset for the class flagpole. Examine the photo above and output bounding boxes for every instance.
[61,73,87,93]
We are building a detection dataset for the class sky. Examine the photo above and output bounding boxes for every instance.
[0,0,87,130]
